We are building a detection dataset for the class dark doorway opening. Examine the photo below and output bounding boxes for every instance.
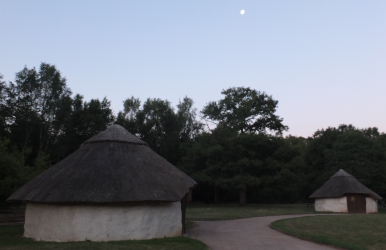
[347,194,366,214]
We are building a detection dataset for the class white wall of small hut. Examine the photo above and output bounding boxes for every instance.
[315,196,378,213]
[24,201,182,242]
[366,197,378,213]
[315,197,348,213]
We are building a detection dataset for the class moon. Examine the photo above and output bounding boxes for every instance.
[240,9,245,15]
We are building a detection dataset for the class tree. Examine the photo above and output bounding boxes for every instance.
[181,127,307,204]
[0,64,116,201]
[53,94,115,162]
[6,67,40,154]
[255,136,308,203]
[202,87,288,135]
[136,98,179,163]
[0,74,10,136]
[117,96,202,165]
[0,137,50,201]
[177,97,203,141]
[5,63,72,162]
[35,63,72,152]
[180,128,229,203]
[116,96,142,136]
[201,87,288,205]
[214,128,262,205]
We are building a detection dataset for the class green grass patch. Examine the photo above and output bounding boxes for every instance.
[271,214,386,250]
[0,225,208,250]
[186,203,317,221]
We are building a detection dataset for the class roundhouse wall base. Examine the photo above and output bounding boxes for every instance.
[24,202,182,242]
[366,197,378,213]
[315,197,348,213]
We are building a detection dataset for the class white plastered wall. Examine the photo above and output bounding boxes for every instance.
[315,197,347,213]
[24,201,182,242]
[366,197,378,213]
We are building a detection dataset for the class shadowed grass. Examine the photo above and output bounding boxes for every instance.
[0,225,208,250]
[186,203,317,221]
[271,214,386,250]
[185,220,197,230]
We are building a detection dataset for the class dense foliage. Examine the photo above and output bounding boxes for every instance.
[1,64,386,204]
[0,64,115,200]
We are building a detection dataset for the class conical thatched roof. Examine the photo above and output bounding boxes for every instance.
[309,169,382,200]
[7,125,197,203]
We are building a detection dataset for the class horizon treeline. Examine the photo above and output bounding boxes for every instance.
[1,63,386,204]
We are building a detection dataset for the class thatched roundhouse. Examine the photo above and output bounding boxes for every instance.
[309,169,382,213]
[7,125,196,242]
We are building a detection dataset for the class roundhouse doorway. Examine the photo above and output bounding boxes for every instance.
[347,194,366,214]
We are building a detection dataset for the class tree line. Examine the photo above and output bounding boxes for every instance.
[1,63,386,205]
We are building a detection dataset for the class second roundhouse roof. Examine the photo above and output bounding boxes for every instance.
[309,169,382,200]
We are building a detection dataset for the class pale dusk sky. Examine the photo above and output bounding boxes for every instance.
[1,0,385,137]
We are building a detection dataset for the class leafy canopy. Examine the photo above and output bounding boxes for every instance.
[201,87,288,134]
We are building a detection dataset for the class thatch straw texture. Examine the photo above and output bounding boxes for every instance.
[309,169,382,200]
[7,125,196,203]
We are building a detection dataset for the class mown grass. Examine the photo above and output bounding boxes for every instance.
[186,203,317,221]
[0,225,208,250]
[271,214,386,250]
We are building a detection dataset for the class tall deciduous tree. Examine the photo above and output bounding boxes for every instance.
[54,94,115,162]
[116,96,142,135]
[5,63,72,162]
[0,74,10,136]
[0,64,116,200]
[201,87,288,205]
[137,98,179,162]
[117,96,202,165]
[177,97,203,141]
[36,63,72,151]
[6,67,40,154]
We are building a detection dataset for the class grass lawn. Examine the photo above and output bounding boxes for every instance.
[0,225,208,250]
[271,213,386,250]
[186,203,317,221]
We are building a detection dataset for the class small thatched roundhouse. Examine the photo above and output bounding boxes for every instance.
[7,125,196,242]
[309,169,382,213]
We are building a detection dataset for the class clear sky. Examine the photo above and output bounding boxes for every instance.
[1,0,385,137]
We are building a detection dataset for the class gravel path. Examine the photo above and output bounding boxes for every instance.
[188,214,336,250]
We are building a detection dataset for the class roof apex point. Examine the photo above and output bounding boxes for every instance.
[84,124,146,145]
[331,169,352,178]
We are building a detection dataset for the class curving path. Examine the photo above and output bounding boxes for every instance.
[188,214,336,250]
